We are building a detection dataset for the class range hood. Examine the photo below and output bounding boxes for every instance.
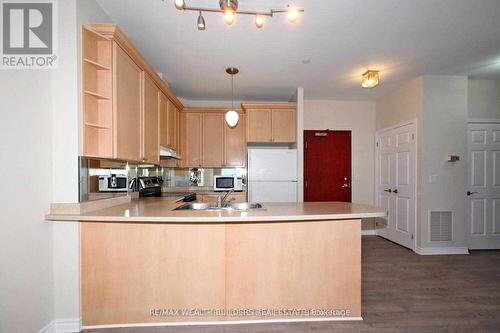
[160,146,181,160]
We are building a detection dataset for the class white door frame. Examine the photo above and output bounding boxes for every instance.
[375,119,418,251]
[467,119,500,249]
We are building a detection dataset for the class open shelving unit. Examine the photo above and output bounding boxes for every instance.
[82,26,113,158]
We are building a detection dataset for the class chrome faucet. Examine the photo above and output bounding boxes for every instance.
[217,189,234,208]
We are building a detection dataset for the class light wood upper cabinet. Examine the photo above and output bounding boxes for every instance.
[113,42,142,161]
[225,115,246,167]
[82,24,184,163]
[159,94,180,154]
[169,105,179,151]
[175,107,181,154]
[180,109,247,168]
[82,26,113,158]
[181,112,202,167]
[142,73,160,164]
[159,92,169,148]
[243,103,296,143]
[202,114,225,167]
[247,109,272,142]
[272,109,296,143]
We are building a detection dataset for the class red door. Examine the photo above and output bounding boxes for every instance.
[304,130,351,202]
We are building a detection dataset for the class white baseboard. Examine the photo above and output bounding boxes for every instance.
[415,246,469,255]
[83,317,363,330]
[39,319,81,333]
[361,229,377,236]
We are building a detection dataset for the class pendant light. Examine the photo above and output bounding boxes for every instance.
[225,67,239,128]
[197,11,206,30]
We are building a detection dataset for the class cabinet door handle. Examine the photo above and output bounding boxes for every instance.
[384,189,392,193]
[393,189,398,194]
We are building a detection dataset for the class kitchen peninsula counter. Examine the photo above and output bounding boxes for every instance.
[46,198,386,223]
[46,199,386,328]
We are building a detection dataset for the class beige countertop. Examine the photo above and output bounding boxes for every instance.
[46,198,386,223]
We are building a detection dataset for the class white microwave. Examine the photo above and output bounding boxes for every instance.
[99,175,128,192]
[213,176,243,192]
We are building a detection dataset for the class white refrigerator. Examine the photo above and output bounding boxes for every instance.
[248,149,298,203]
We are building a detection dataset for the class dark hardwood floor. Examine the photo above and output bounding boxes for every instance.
[84,236,500,333]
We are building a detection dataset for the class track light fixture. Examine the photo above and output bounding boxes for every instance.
[174,0,185,10]
[255,15,265,28]
[172,0,304,30]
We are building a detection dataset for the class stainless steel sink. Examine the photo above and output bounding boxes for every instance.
[174,202,264,211]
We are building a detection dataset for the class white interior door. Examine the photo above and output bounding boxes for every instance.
[376,123,416,250]
[468,122,500,249]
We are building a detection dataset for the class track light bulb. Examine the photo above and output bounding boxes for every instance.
[197,12,206,30]
[287,6,299,23]
[174,0,185,10]
[255,15,265,28]
[224,10,235,25]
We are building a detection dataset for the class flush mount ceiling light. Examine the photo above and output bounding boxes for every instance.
[361,70,380,89]
[172,0,304,30]
[225,67,239,128]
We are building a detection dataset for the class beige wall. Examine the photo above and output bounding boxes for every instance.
[375,75,469,251]
[0,70,55,333]
[468,79,500,119]
[420,75,469,249]
[376,77,423,130]
[304,100,376,230]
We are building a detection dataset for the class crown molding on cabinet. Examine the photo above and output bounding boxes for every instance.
[88,23,184,111]
[241,102,296,110]
[182,107,245,114]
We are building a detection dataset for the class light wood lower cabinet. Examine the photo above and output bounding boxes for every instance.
[142,73,159,164]
[113,42,142,161]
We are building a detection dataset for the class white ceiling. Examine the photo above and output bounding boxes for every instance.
[95,0,500,101]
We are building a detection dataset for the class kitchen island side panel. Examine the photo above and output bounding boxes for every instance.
[82,222,227,325]
[81,219,361,326]
[225,219,361,320]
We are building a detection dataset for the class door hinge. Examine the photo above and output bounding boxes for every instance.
[305,180,308,188]
[376,141,379,147]
[411,234,414,240]
[412,133,415,140]
[305,141,307,149]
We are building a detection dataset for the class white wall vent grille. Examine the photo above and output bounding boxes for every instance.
[430,211,453,242]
